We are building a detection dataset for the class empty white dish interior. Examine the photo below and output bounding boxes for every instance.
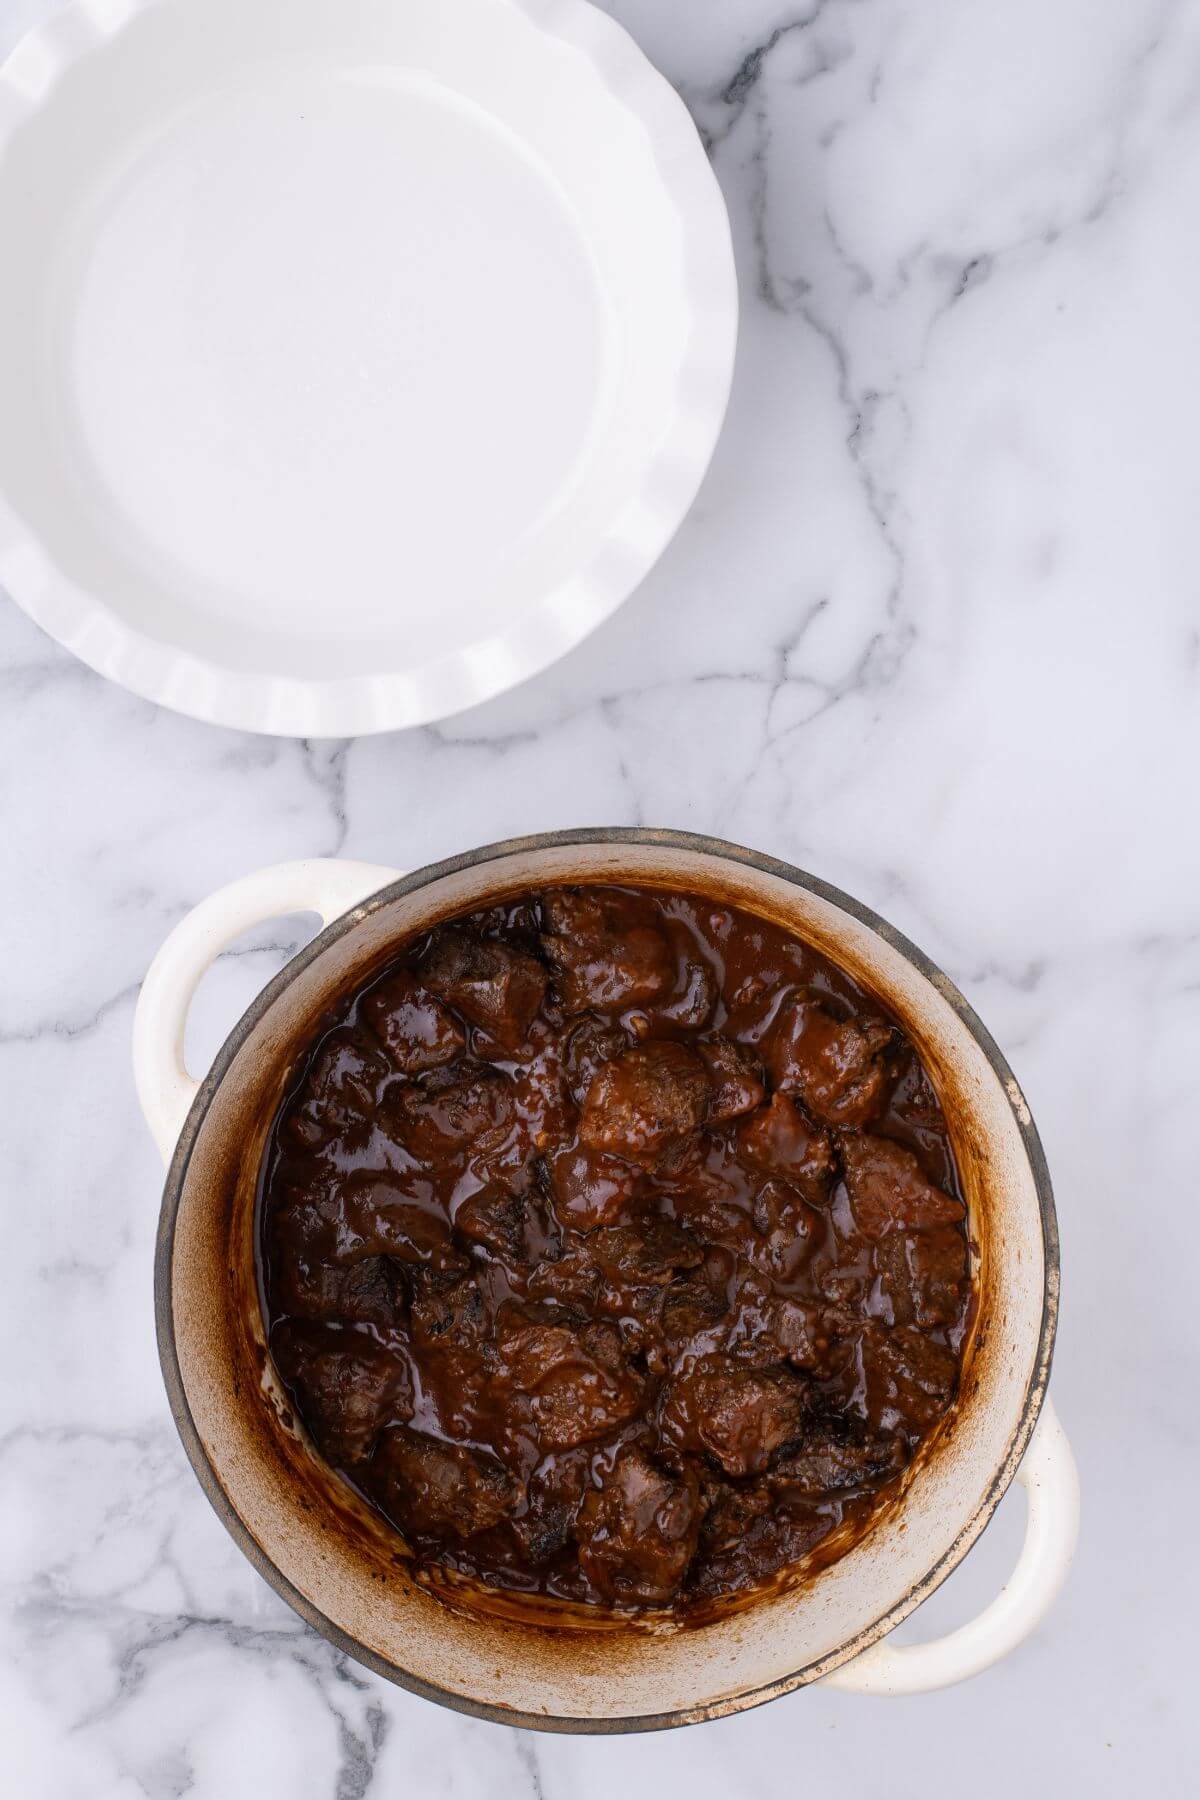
[0,0,733,724]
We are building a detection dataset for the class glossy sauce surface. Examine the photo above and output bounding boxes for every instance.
[258,886,971,1612]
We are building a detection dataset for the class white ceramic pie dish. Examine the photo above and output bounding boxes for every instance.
[0,0,736,735]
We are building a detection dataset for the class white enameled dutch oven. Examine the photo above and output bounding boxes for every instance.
[133,831,1078,1730]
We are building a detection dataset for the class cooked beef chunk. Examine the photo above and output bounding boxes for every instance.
[661,950,720,1030]
[662,1354,808,1476]
[745,1179,824,1282]
[546,1141,641,1231]
[736,1092,835,1200]
[284,1031,388,1146]
[511,1453,590,1564]
[717,1267,849,1376]
[698,1476,774,1553]
[540,888,675,1014]
[452,1182,543,1263]
[840,1134,966,1237]
[562,1015,633,1109]
[768,994,893,1126]
[690,1505,844,1603]
[496,1307,644,1449]
[769,1415,906,1498]
[578,1042,710,1165]
[758,1296,848,1377]
[420,927,547,1048]
[409,1273,492,1353]
[271,1251,401,1329]
[575,1450,702,1603]
[384,1063,514,1162]
[589,1217,704,1287]
[330,1171,466,1269]
[272,1327,410,1466]
[814,1232,875,1307]
[698,1036,766,1122]
[362,971,465,1073]
[661,1277,729,1350]
[858,1325,960,1432]
[874,1226,969,1327]
[524,1237,602,1309]
[373,1426,520,1539]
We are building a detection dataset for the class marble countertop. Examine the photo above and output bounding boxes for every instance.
[3,0,1197,1792]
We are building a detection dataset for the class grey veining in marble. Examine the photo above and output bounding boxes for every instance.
[2,0,1198,1793]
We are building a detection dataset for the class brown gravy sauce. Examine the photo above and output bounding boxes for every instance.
[257,885,971,1614]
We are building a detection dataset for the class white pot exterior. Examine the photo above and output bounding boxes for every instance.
[139,833,1067,1728]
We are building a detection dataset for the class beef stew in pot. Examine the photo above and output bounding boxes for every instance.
[258,885,972,1614]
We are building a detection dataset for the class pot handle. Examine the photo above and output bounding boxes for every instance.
[133,858,402,1162]
[822,1396,1078,1695]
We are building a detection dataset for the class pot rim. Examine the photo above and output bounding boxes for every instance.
[154,827,1060,1733]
